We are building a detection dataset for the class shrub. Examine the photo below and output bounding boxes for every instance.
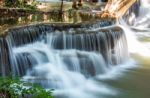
[4,0,38,10]
[0,77,54,98]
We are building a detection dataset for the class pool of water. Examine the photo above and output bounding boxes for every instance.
[98,39,150,98]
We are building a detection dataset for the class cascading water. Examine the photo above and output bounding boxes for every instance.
[0,0,147,98]
[0,21,129,97]
[119,0,150,57]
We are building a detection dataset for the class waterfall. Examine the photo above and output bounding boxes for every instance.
[134,0,150,29]
[0,38,11,76]
[0,23,129,98]
[118,0,150,57]
[0,0,143,97]
[0,20,128,84]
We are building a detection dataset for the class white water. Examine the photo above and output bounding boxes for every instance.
[53,0,150,97]
[134,0,150,30]
[10,28,130,98]
[19,27,134,97]
[8,1,150,98]
[120,0,150,57]
[16,42,131,98]
[118,23,150,57]
[12,42,118,98]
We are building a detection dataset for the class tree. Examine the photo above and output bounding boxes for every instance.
[60,0,64,14]
[5,0,19,7]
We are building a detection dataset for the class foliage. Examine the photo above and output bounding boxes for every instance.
[4,0,18,7]
[4,0,38,10]
[0,77,54,98]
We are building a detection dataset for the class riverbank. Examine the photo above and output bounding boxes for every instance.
[0,2,106,33]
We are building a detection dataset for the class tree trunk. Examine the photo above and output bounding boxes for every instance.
[59,0,64,21]
[60,0,64,14]
[78,0,83,7]
[72,0,78,9]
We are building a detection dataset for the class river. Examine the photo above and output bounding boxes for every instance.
[0,1,150,98]
[53,1,150,97]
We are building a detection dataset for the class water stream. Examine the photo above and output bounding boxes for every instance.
[0,0,150,98]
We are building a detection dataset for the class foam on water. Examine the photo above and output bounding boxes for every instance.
[19,42,119,98]
[15,39,137,98]
[134,0,150,29]
[118,22,150,57]
[1,1,150,98]
[97,58,137,80]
